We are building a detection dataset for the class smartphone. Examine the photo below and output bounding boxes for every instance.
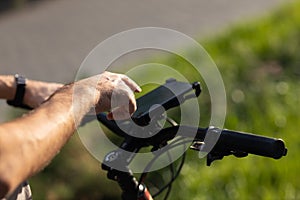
[132,79,201,126]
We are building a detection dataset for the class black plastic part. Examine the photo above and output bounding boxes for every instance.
[101,138,150,200]
[192,82,201,97]
[96,113,128,138]
[213,129,288,159]
[192,127,288,166]
[206,153,225,166]
[104,168,142,200]
[7,74,32,109]
[131,79,201,126]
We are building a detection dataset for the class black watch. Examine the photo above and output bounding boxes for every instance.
[7,74,32,109]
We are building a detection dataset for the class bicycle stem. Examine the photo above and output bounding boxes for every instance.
[102,137,154,200]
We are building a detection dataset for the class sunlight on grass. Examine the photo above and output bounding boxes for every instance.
[168,1,300,199]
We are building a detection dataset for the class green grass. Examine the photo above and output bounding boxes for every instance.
[28,1,300,199]
[167,1,300,199]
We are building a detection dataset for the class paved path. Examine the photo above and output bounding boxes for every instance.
[0,0,287,121]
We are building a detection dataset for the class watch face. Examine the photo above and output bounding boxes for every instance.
[15,74,26,85]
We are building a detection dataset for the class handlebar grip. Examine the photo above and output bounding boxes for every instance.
[214,129,288,159]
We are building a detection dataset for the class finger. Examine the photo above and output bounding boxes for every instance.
[107,106,132,120]
[110,85,137,112]
[107,92,137,120]
[127,90,137,114]
[121,75,142,93]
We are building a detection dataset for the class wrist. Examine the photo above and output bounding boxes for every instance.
[6,74,31,109]
[73,79,99,114]
[0,75,16,100]
[49,81,97,123]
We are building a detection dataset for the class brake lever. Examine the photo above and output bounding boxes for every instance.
[183,81,201,100]
[190,141,248,166]
[206,151,248,166]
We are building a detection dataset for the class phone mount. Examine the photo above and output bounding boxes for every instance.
[132,79,201,126]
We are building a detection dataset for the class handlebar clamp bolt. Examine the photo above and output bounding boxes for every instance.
[190,141,205,151]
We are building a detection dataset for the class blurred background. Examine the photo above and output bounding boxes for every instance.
[0,0,299,199]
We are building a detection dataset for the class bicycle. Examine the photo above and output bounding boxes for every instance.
[90,79,287,200]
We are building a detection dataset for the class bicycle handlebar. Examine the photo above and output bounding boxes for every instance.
[147,126,287,165]
[191,127,287,165]
[99,121,288,199]
[97,115,288,167]
[96,79,288,200]
[212,128,287,159]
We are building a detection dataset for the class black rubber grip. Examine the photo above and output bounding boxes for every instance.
[214,129,288,159]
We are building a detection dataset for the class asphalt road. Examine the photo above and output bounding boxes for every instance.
[0,0,287,121]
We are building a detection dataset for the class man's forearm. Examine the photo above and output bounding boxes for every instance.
[0,83,94,197]
[0,72,140,198]
[0,75,16,100]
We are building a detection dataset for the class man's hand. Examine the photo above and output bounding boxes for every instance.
[75,71,142,120]
[95,71,142,120]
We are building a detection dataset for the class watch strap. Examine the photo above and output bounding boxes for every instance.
[7,74,32,109]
